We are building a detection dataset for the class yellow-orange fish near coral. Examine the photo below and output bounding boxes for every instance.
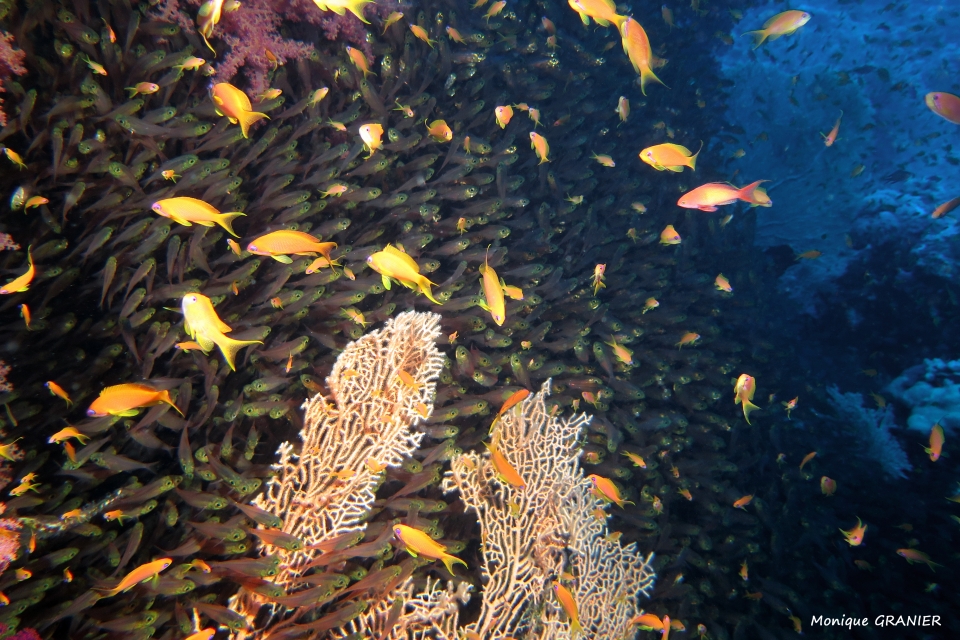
[426,119,453,142]
[529,132,550,163]
[97,558,173,597]
[393,524,467,575]
[366,244,441,304]
[0,248,34,294]
[182,292,262,371]
[211,82,269,138]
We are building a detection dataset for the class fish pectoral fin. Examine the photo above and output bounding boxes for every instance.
[271,255,294,264]
[197,335,216,352]
[699,205,718,212]
[170,215,193,226]
[116,409,141,417]
[666,165,684,173]
[381,275,393,290]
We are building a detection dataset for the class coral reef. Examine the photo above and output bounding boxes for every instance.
[822,386,911,479]
[716,0,960,307]
[888,358,960,435]
[444,381,656,638]
[0,30,26,128]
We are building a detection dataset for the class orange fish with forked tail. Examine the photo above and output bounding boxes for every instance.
[393,524,467,576]
[840,517,866,546]
[87,383,182,418]
[211,83,269,138]
[246,230,336,264]
[96,558,173,597]
[620,17,666,95]
[679,181,768,211]
[742,10,811,49]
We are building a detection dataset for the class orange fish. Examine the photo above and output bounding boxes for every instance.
[820,476,836,496]
[358,123,384,156]
[246,230,336,264]
[568,0,625,29]
[96,558,173,597]
[660,224,681,245]
[410,24,436,46]
[676,332,700,348]
[48,426,90,445]
[87,383,181,418]
[782,396,798,418]
[740,559,749,581]
[742,10,811,49]
[821,110,843,146]
[151,197,245,237]
[497,389,530,417]
[587,474,633,507]
[0,247,34,294]
[478,249,506,326]
[732,494,753,509]
[366,244,441,304]
[393,524,466,575]
[45,381,72,405]
[714,274,732,292]
[125,82,160,97]
[640,142,700,172]
[932,196,960,219]
[615,96,629,122]
[426,119,453,142]
[733,374,759,424]
[925,92,960,125]
[799,451,817,470]
[678,181,767,211]
[345,45,372,76]
[551,581,583,636]
[796,249,822,260]
[19,303,30,329]
[896,548,941,571]
[182,292,262,371]
[606,338,633,365]
[211,82,269,138]
[840,517,866,546]
[529,132,550,163]
[484,441,525,488]
[925,422,944,461]
[495,105,513,128]
[622,451,646,468]
[620,17,666,95]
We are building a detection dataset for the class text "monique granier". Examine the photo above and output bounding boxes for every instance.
[811,615,941,629]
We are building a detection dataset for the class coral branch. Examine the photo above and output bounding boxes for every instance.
[0,30,27,128]
[234,310,445,628]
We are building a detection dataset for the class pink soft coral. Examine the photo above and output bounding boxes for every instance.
[0,31,27,128]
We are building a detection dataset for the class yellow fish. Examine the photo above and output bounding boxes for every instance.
[0,247,34,294]
[97,558,173,597]
[211,82,269,138]
[311,0,373,22]
[181,292,262,371]
[639,142,701,172]
[552,581,583,636]
[393,524,467,575]
[366,244,441,304]
[151,197,245,237]
[567,0,625,28]
[358,122,384,156]
[587,474,634,507]
[478,250,506,326]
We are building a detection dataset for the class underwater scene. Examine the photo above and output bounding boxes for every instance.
[0,0,958,636]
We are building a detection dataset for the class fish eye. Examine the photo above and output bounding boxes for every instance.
[248,244,258,252]
[186,295,197,303]
[86,409,96,416]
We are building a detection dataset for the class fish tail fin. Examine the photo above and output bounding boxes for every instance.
[216,212,246,237]
[742,29,769,49]
[639,65,668,96]
[418,277,442,305]
[570,618,583,637]
[217,336,263,371]
[738,180,768,202]
[742,400,759,424]
[689,140,703,171]
[238,110,270,139]
[159,390,185,416]
[441,553,467,576]
[341,0,372,22]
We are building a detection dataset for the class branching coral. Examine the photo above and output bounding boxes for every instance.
[233,310,445,631]
[823,386,911,479]
[0,30,26,128]
[444,381,656,639]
